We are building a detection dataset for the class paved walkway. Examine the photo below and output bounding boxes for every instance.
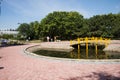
[0,43,120,80]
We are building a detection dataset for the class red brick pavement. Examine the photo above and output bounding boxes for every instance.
[0,43,120,80]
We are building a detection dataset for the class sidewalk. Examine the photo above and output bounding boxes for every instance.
[0,43,120,80]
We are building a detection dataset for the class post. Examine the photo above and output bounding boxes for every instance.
[95,44,98,59]
[77,38,80,54]
[105,39,108,47]
[77,38,80,44]
[77,38,80,59]
[95,38,98,59]
[78,44,80,59]
[70,40,72,45]
[78,46,80,59]
[85,37,88,58]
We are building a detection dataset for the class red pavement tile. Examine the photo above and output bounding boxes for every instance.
[0,43,120,80]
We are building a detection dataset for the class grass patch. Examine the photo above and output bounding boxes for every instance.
[29,40,41,43]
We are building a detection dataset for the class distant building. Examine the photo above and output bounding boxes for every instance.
[0,30,18,36]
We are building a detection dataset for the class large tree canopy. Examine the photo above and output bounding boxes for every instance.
[87,13,120,38]
[40,11,84,40]
[17,11,120,40]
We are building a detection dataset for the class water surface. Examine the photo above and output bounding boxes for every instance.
[33,45,120,59]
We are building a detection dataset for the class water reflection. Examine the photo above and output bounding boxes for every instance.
[34,45,120,59]
[70,45,120,59]
[70,49,107,59]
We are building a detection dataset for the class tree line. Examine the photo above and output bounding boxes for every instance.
[17,11,120,40]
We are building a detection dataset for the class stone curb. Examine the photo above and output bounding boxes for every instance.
[24,44,120,64]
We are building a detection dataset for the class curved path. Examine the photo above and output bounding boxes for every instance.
[0,43,120,80]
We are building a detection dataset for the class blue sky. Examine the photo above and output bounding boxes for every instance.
[0,0,120,30]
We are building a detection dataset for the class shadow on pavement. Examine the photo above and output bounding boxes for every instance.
[92,72,120,80]
[62,72,120,80]
[0,67,4,70]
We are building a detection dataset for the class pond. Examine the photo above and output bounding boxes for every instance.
[33,45,120,59]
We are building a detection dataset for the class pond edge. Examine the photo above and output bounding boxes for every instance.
[24,44,120,63]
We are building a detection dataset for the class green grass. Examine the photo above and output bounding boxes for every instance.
[29,40,41,43]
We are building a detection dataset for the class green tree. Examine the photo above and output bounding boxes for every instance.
[29,22,36,39]
[16,12,120,40]
[110,13,120,38]
[33,21,42,39]
[17,23,31,40]
[1,34,14,39]
[40,11,84,40]
[87,13,120,38]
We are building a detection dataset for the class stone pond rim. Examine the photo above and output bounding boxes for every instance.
[24,41,120,62]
